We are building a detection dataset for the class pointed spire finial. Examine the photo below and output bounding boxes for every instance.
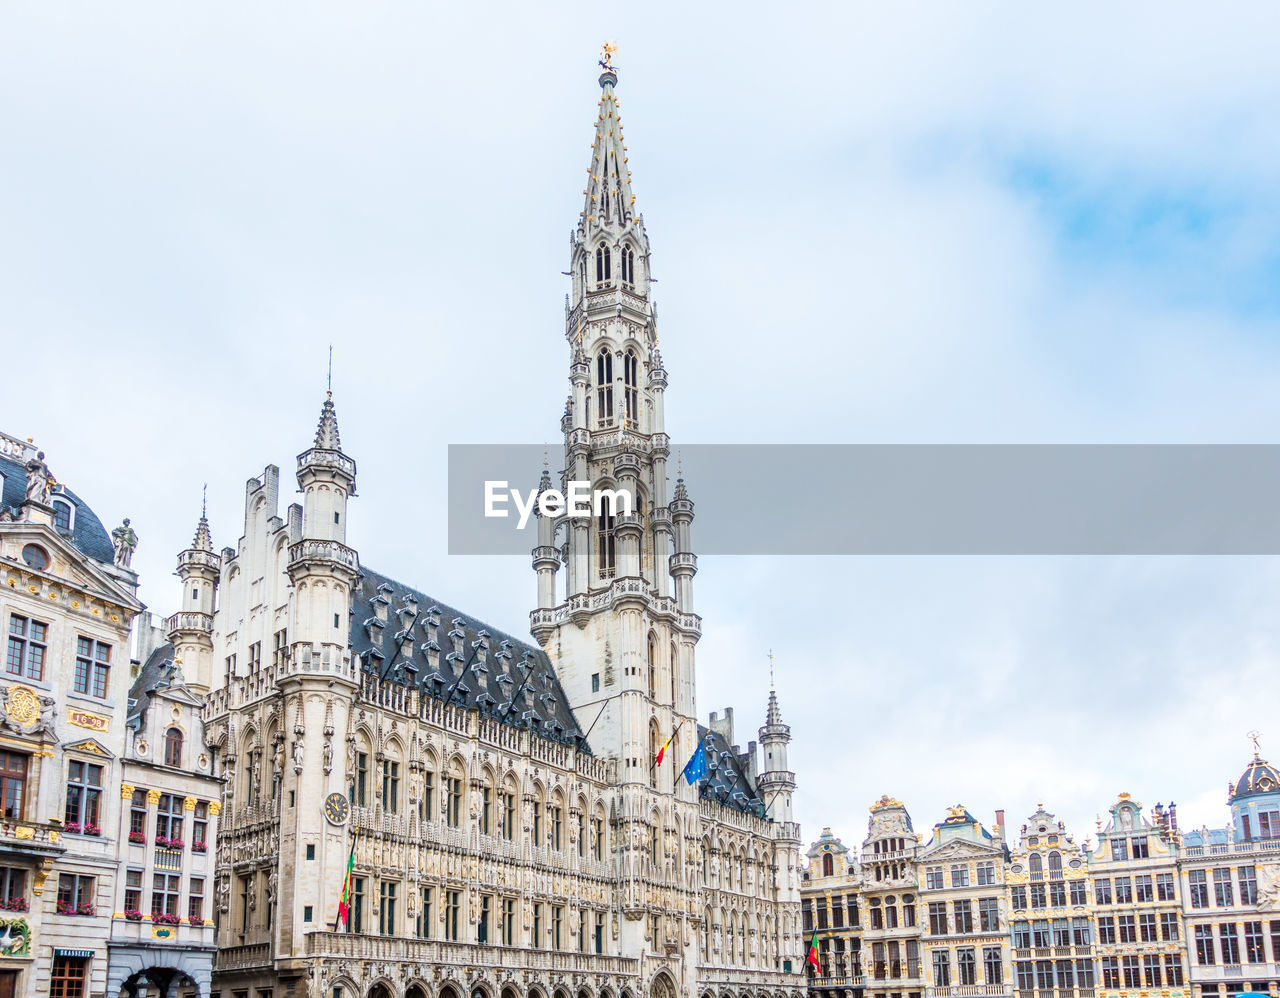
[192,487,213,552]
[768,648,775,689]
[314,393,342,451]
[1250,729,1262,758]
[327,344,333,398]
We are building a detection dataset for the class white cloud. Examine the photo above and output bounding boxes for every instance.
[2,2,1279,854]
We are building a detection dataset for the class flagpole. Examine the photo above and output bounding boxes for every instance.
[332,824,359,932]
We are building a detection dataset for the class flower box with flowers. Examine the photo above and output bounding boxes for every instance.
[2,897,29,912]
[155,836,186,850]
[192,841,207,853]
[82,823,101,836]
[57,900,95,916]
[151,912,181,926]
[128,831,146,844]
[188,916,205,926]
[63,822,82,834]
[123,910,143,921]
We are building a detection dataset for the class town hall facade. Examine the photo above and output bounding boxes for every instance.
[197,61,807,998]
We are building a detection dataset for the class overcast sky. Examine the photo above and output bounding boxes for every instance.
[4,3,1280,855]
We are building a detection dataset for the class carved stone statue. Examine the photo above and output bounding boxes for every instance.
[323,737,333,774]
[32,696,58,739]
[1257,863,1280,910]
[293,736,305,773]
[272,740,285,779]
[111,518,138,568]
[24,453,51,506]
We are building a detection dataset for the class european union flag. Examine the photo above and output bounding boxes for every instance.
[679,741,708,785]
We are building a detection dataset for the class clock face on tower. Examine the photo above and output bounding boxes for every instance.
[323,792,350,826]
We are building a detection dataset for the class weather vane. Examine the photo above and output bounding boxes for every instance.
[767,648,775,687]
[599,41,617,72]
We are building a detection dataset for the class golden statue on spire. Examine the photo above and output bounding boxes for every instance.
[599,41,617,72]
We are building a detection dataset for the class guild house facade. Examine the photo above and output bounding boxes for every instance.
[200,57,806,998]
[0,431,145,998]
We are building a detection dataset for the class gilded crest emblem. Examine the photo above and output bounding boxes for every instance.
[6,686,38,727]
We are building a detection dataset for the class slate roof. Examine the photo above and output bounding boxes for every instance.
[127,641,177,731]
[351,567,589,752]
[1232,755,1280,801]
[697,724,762,816]
[0,454,115,564]
[1182,827,1232,848]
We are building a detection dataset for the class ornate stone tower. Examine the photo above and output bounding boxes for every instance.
[168,506,221,696]
[529,52,705,986]
[275,393,362,976]
[529,57,702,795]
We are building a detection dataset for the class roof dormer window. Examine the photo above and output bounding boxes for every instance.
[52,500,73,533]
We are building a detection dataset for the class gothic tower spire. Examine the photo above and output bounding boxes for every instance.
[531,50,697,802]
[580,47,640,239]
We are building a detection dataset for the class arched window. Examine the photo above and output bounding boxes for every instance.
[579,256,586,294]
[164,728,183,768]
[596,349,614,427]
[647,632,657,699]
[623,348,639,426]
[670,642,678,706]
[597,506,616,580]
[1028,853,1043,878]
[595,245,612,283]
[52,500,72,533]
[648,720,660,789]
[1047,851,1063,877]
[621,245,635,285]
[822,853,834,877]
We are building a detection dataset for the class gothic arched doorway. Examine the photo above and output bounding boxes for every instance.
[118,968,200,998]
[650,971,679,998]
[368,984,394,998]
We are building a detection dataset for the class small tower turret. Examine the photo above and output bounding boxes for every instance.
[757,684,797,826]
[168,499,221,695]
[669,473,697,612]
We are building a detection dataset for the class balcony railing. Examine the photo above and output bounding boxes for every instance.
[1183,838,1280,857]
[288,538,359,571]
[214,942,271,972]
[305,933,639,976]
[929,987,1014,997]
[154,847,183,871]
[0,818,66,856]
[166,610,212,633]
[811,974,865,988]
